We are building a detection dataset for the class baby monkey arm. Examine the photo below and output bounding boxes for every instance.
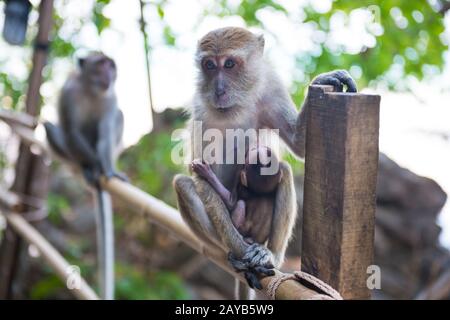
[191,159,236,211]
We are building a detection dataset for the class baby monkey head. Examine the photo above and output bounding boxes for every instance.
[196,27,265,111]
[241,146,282,195]
[78,52,117,93]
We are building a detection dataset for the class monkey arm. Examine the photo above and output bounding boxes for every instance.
[259,85,307,158]
[260,70,357,159]
[206,174,236,211]
[60,96,100,168]
[267,162,297,268]
[97,110,117,177]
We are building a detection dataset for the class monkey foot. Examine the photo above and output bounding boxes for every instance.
[82,167,102,187]
[242,243,275,268]
[105,171,129,182]
[228,252,275,290]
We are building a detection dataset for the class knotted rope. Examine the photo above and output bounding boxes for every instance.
[267,270,343,300]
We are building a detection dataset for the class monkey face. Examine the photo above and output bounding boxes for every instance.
[196,27,265,111]
[79,52,117,92]
[200,55,244,110]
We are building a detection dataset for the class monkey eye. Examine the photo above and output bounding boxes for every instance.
[204,60,216,70]
[224,59,235,69]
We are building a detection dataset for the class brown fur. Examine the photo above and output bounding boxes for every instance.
[198,27,263,56]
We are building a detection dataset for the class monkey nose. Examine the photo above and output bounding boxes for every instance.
[215,89,226,98]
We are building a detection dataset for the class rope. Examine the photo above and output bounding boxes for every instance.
[267,270,343,300]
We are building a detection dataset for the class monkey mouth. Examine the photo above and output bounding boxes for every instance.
[99,79,112,90]
[214,95,232,111]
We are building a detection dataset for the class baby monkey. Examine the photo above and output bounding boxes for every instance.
[191,146,282,288]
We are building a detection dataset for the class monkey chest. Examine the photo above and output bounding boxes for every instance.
[75,102,107,143]
[241,196,274,244]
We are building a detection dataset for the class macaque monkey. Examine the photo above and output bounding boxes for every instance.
[173,27,357,299]
[44,52,125,300]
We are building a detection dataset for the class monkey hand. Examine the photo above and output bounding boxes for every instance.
[190,158,214,182]
[311,70,357,93]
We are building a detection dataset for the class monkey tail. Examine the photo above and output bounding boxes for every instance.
[95,185,115,300]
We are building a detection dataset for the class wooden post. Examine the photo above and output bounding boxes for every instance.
[301,85,380,300]
[0,0,53,299]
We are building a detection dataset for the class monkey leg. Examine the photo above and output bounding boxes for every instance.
[239,161,296,270]
[174,173,249,257]
[173,174,226,251]
[43,122,70,159]
[267,161,297,268]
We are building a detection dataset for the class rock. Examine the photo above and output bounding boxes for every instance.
[377,153,447,217]
[374,153,449,299]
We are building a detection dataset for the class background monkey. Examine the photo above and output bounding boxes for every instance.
[173,27,357,299]
[44,52,125,300]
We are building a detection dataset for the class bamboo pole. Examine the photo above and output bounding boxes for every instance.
[0,187,98,300]
[0,108,37,128]
[4,120,330,300]
[0,210,99,300]
[0,0,54,298]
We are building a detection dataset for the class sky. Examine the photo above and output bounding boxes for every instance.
[1,0,450,246]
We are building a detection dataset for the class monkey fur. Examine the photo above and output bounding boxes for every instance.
[44,52,125,300]
[191,146,282,245]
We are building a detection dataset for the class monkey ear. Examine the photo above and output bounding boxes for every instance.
[78,57,86,69]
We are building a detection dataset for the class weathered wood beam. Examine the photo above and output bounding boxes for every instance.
[301,85,380,300]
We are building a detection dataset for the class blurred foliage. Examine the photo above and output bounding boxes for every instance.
[116,264,189,299]
[119,119,187,206]
[93,0,112,34]
[30,259,188,299]
[30,273,65,299]
[151,0,448,103]
[47,192,70,226]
